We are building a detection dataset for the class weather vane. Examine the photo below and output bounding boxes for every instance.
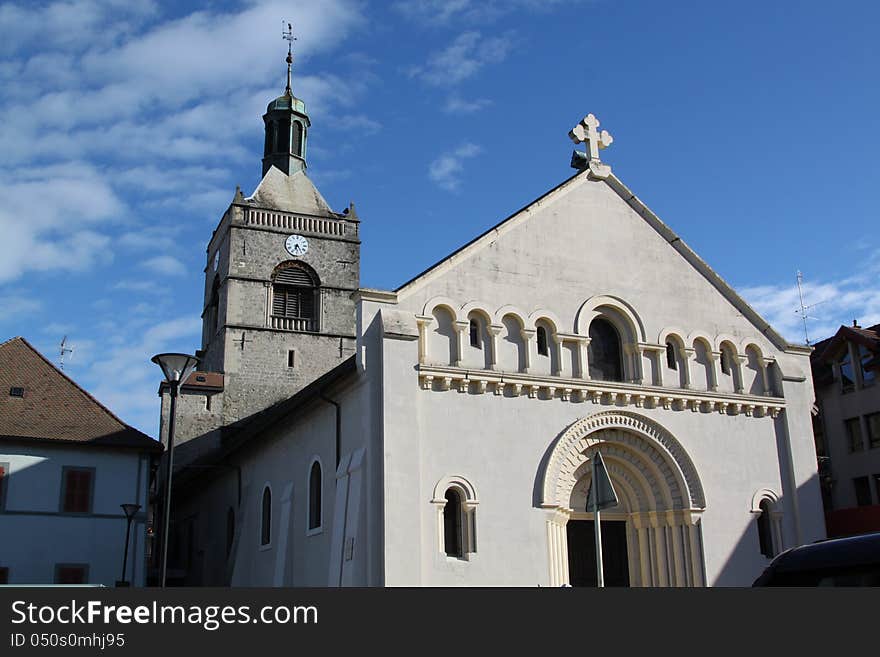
[282,21,297,94]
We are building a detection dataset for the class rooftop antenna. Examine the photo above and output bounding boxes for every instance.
[282,20,296,95]
[59,336,74,370]
[794,270,824,346]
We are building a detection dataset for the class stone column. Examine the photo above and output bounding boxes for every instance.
[520,328,536,374]
[685,511,705,587]
[631,513,652,587]
[552,335,564,377]
[576,337,592,380]
[706,351,720,392]
[758,356,771,395]
[650,514,668,587]
[734,354,747,394]
[682,348,695,389]
[544,508,570,587]
[668,511,686,587]
[487,324,503,371]
[415,315,433,365]
[453,320,470,368]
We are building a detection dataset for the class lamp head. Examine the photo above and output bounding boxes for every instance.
[151,353,200,385]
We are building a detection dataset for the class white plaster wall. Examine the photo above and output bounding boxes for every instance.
[0,445,150,585]
[370,170,824,586]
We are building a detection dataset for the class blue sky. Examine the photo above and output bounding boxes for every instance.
[1,0,878,436]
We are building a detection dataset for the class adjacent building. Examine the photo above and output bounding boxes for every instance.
[810,322,880,536]
[0,337,161,586]
[159,48,826,587]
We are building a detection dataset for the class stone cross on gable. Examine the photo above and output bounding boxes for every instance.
[568,113,614,178]
[569,113,613,162]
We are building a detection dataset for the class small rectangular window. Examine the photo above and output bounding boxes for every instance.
[204,394,212,412]
[845,418,864,453]
[0,567,8,584]
[61,468,94,514]
[866,413,880,449]
[54,564,88,585]
[854,476,872,507]
[9,387,24,397]
[288,350,296,368]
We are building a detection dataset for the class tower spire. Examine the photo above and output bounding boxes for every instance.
[282,21,296,96]
[262,20,310,177]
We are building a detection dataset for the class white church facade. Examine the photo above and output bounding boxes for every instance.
[162,52,825,587]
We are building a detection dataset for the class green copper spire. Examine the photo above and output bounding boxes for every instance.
[262,22,310,177]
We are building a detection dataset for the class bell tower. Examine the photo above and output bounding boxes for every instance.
[164,24,361,445]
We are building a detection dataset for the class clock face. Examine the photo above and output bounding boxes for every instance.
[285,234,309,257]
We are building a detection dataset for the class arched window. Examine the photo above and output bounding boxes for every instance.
[757,499,773,558]
[276,120,290,154]
[720,349,731,375]
[308,461,322,531]
[469,318,480,348]
[443,488,464,558]
[292,121,303,157]
[264,121,276,155]
[272,262,319,332]
[537,325,549,357]
[666,341,677,370]
[588,318,623,382]
[260,487,271,547]
[226,507,235,557]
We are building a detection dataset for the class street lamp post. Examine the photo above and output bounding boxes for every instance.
[151,352,200,588]
[116,503,141,587]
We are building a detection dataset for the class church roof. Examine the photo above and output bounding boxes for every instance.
[171,356,357,488]
[0,336,160,451]
[245,165,334,217]
[392,168,806,354]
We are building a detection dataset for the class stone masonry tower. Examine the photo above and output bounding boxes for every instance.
[159,39,360,447]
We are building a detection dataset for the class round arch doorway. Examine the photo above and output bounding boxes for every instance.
[539,411,707,587]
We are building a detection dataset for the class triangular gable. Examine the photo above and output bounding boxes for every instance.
[815,324,880,363]
[394,169,804,353]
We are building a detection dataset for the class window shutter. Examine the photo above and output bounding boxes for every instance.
[275,266,314,286]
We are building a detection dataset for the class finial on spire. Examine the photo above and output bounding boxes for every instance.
[282,21,297,96]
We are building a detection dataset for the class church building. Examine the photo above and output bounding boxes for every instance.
[161,47,825,587]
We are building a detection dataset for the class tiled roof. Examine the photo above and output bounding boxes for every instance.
[0,337,161,451]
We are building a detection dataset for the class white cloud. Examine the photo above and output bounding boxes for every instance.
[394,0,576,25]
[0,295,42,324]
[83,316,202,433]
[444,95,492,114]
[141,255,187,277]
[410,31,514,86]
[428,142,482,191]
[0,163,118,283]
[739,265,880,345]
[337,114,383,136]
[0,0,367,285]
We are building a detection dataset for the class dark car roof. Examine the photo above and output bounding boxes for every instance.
[769,532,880,572]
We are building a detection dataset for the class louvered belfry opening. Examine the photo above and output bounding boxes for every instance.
[271,261,319,332]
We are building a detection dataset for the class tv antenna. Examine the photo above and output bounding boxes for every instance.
[794,270,824,346]
[59,336,74,370]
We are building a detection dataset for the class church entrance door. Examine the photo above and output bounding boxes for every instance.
[566,519,629,587]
